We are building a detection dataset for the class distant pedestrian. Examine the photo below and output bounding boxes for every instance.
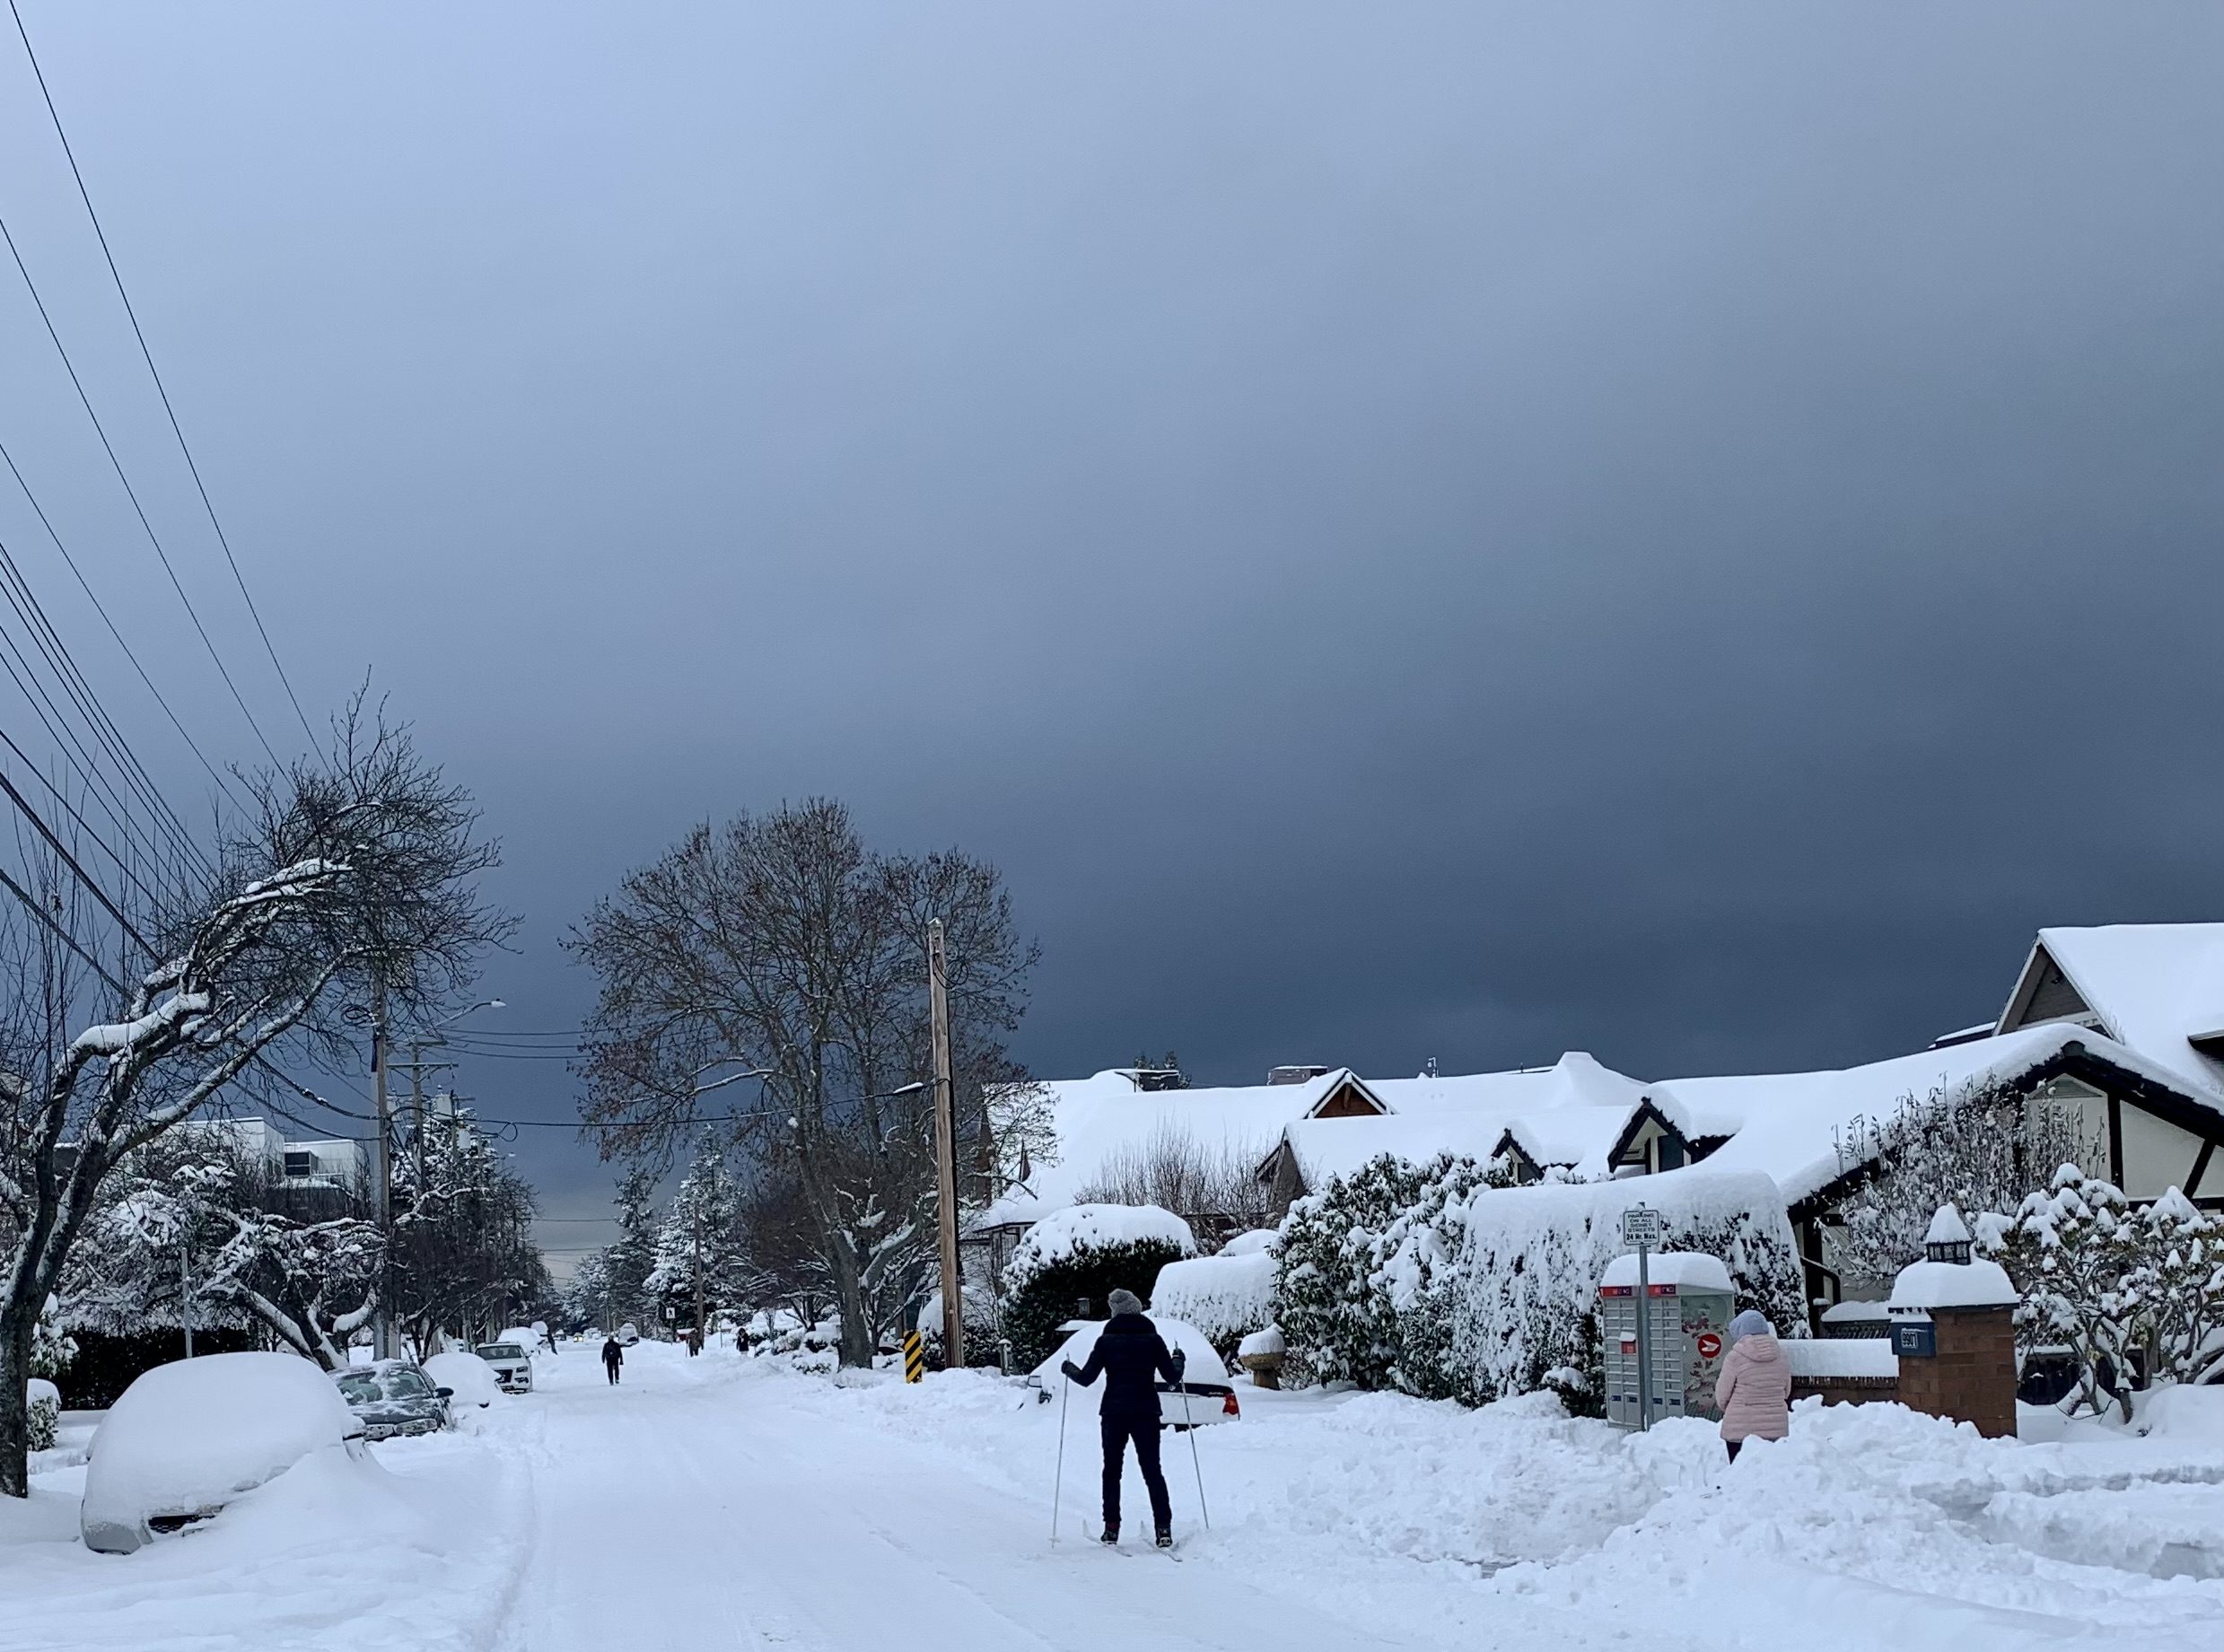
[1060,1288,1185,1547]
[688,1328,702,1357]
[1715,1309,1791,1462]
[602,1335,624,1385]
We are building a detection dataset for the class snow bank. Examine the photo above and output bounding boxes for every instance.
[81,1352,361,1553]
[1150,1248,1276,1353]
[1003,1202,1195,1281]
[1219,1228,1277,1256]
[424,1350,502,1410]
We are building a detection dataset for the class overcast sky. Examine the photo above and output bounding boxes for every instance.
[2,4,2219,1261]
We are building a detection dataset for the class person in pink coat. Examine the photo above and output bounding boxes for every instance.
[1714,1309,1791,1461]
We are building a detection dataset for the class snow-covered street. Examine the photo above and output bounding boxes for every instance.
[7,1339,2224,1651]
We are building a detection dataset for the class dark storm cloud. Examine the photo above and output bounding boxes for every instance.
[2,4,2219,1237]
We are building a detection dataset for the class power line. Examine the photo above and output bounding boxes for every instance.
[0,531,215,877]
[7,0,315,751]
[0,212,279,766]
[0,436,243,817]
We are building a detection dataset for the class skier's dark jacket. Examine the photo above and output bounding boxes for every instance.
[600,1337,623,1367]
[1063,1312,1185,1421]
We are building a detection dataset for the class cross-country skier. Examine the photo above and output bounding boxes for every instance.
[601,1334,624,1385]
[1061,1288,1185,1548]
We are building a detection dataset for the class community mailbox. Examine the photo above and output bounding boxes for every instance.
[1599,1252,1735,1430]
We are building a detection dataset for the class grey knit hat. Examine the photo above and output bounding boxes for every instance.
[1107,1289,1144,1318]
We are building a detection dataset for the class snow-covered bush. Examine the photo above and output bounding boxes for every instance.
[1274,1157,1804,1408]
[1832,1077,2100,1292]
[25,1377,59,1453]
[1151,1244,1277,1359]
[1982,1166,2224,1419]
[1273,1154,1447,1391]
[1000,1203,1195,1368]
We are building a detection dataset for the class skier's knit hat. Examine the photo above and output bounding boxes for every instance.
[1108,1289,1145,1319]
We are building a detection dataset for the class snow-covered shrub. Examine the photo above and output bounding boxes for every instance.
[31,1296,75,1385]
[1832,1077,2101,1292]
[1272,1156,1494,1404]
[1982,1166,2224,1419]
[1446,1168,1805,1408]
[1274,1157,1804,1408]
[1000,1204,1195,1368]
[1151,1246,1277,1359]
[25,1378,60,1453]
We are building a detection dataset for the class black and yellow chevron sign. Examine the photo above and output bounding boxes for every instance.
[903,1330,924,1383]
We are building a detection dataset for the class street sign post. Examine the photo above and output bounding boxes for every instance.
[1620,1206,1661,1431]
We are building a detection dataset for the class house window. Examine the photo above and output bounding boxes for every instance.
[1655,1134,1685,1172]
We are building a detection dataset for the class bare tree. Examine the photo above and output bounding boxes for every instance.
[0,703,503,1495]
[1073,1121,1271,1250]
[569,799,1036,1367]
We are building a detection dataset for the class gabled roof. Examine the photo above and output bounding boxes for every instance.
[1997,924,2224,1100]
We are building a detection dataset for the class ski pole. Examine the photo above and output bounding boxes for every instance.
[1178,1377,1210,1530]
[1050,1371,1070,1546]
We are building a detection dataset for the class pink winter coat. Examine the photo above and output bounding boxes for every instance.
[1714,1333,1791,1442]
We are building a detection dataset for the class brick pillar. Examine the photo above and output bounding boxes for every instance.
[1896,1305,2017,1438]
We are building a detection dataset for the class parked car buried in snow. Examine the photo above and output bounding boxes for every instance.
[333,1360,452,1439]
[81,1351,367,1554]
[1029,1315,1242,1429]
[474,1339,534,1393]
[424,1349,503,1410]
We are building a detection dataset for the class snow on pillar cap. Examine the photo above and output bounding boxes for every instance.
[1888,1255,2017,1315]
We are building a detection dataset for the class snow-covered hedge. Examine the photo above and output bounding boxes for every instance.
[1274,1156,1806,1409]
[1150,1245,1277,1358]
[1001,1203,1195,1368]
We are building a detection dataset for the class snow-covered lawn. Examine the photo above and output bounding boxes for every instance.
[4,1339,2220,1650]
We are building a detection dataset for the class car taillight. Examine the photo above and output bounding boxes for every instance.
[1221,1393,1240,1419]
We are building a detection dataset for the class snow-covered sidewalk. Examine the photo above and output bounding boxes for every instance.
[5,1340,2221,1650]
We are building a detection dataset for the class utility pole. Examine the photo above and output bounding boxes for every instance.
[179,1227,194,1359]
[692,1199,705,1352]
[928,918,963,1368]
[372,979,391,1360]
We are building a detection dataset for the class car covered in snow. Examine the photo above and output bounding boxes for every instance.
[1029,1315,1241,1429]
[81,1351,366,1554]
[424,1349,504,1410]
[616,1321,640,1345]
[473,1338,534,1393]
[332,1359,452,1439]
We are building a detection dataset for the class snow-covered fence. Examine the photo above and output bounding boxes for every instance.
[1150,1231,1277,1357]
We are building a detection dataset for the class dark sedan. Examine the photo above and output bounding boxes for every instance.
[333,1360,453,1440]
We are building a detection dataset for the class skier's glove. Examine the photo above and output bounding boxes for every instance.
[1169,1350,1186,1378]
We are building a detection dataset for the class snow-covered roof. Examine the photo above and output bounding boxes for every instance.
[973,1067,1381,1230]
[2001,923,2224,1099]
[1659,1020,2220,1209]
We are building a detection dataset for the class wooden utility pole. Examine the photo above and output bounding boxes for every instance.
[372,980,392,1360]
[928,918,963,1368]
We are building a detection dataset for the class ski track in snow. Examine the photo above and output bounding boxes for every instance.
[7,1341,2224,1650]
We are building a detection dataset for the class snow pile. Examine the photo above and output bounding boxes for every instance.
[424,1350,503,1410]
[1150,1248,1276,1355]
[1003,1202,1195,1281]
[1219,1228,1277,1256]
[80,1352,362,1553]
